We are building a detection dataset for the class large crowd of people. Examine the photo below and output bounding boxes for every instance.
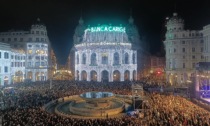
[0,80,210,126]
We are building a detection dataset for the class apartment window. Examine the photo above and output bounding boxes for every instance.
[174,48,176,53]
[11,55,14,59]
[36,38,39,42]
[23,62,25,67]
[35,56,40,60]
[182,48,185,52]
[11,62,14,67]
[4,52,9,59]
[15,55,17,60]
[200,40,204,43]
[192,33,194,36]
[192,63,196,68]
[201,47,203,52]
[32,31,34,34]
[8,38,11,42]
[28,62,31,67]
[28,50,32,54]
[41,62,45,66]
[36,45,40,47]
[28,56,32,60]
[35,62,40,67]
[28,45,32,47]
[201,55,204,59]
[36,31,39,34]
[189,33,191,36]
[41,56,44,60]
[183,63,185,68]
[41,38,44,42]
[28,38,32,42]
[4,66,8,73]
[192,48,195,52]
[192,55,195,59]
[14,38,17,41]
[182,41,185,44]
[183,55,185,59]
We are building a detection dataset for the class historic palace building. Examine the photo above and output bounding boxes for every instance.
[0,19,57,85]
[164,13,210,85]
[73,16,139,82]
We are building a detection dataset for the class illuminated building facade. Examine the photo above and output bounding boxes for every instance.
[0,42,11,85]
[164,13,204,85]
[0,18,54,85]
[11,49,26,84]
[74,18,137,82]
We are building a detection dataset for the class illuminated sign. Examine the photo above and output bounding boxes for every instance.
[86,25,125,33]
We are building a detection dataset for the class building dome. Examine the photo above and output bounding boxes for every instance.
[167,13,184,25]
[166,12,184,32]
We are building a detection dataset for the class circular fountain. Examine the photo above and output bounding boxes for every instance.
[69,92,125,117]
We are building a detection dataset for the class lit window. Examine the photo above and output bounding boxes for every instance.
[36,50,40,54]
[28,50,32,54]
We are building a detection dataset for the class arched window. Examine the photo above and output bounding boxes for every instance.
[124,53,129,64]
[91,53,97,65]
[113,52,119,65]
[76,54,79,64]
[82,53,86,64]
[102,54,108,64]
[132,53,136,64]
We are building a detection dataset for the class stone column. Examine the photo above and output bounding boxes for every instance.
[79,71,82,81]
[130,70,133,81]
[32,71,35,82]
[97,70,100,82]
[120,70,124,81]
[110,70,113,82]
[129,51,132,64]
[87,71,90,81]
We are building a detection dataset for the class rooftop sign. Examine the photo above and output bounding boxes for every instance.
[86,25,125,33]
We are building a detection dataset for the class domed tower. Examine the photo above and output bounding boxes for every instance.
[165,13,184,40]
[30,18,48,43]
[73,16,86,45]
[126,12,140,49]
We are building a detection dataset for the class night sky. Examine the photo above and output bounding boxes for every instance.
[0,0,210,64]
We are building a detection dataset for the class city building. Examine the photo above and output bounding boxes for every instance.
[74,17,137,82]
[149,55,165,81]
[0,42,11,85]
[0,18,56,85]
[164,13,204,85]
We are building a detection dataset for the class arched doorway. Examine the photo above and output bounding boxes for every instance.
[90,70,97,81]
[91,53,97,65]
[81,71,87,81]
[133,70,137,81]
[4,76,9,85]
[124,70,130,81]
[76,70,79,81]
[101,70,109,82]
[113,70,120,81]
[14,71,23,83]
[35,72,40,81]
[27,71,33,80]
